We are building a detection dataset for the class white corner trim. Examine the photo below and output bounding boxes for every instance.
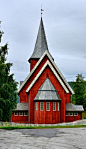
[45,52,74,95]
[26,60,69,93]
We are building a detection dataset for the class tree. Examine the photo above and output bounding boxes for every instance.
[83,90,86,111]
[71,74,86,110]
[0,24,18,121]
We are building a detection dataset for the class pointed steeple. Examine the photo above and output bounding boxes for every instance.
[29,17,53,62]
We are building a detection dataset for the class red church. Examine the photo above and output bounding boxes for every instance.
[11,17,84,124]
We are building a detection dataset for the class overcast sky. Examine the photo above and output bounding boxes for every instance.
[0,0,86,83]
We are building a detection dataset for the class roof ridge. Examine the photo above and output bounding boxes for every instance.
[17,51,74,94]
[26,60,69,93]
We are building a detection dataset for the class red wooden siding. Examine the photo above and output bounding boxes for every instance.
[34,102,60,124]
[30,59,38,71]
[20,91,28,103]
[65,112,82,122]
[28,66,65,124]
[11,112,28,123]
[66,93,71,103]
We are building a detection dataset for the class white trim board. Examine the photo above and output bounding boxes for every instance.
[17,51,50,93]
[17,50,74,94]
[26,60,69,93]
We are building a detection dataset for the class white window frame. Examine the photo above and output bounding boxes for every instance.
[19,111,23,116]
[53,102,56,111]
[40,102,43,111]
[58,102,59,111]
[69,112,73,116]
[46,102,50,111]
[14,111,18,116]
[74,112,78,116]
[36,102,38,111]
[24,111,28,116]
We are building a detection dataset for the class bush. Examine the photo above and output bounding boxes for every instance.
[82,111,86,119]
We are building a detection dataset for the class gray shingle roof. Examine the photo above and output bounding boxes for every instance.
[29,17,53,61]
[13,103,28,111]
[65,103,84,112]
[34,75,61,101]
[39,75,56,91]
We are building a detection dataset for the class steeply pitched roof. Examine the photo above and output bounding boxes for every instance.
[26,60,69,93]
[39,75,56,91]
[65,103,84,112]
[17,51,74,94]
[29,17,53,61]
[34,76,61,101]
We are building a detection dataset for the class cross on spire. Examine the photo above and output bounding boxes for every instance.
[41,5,44,17]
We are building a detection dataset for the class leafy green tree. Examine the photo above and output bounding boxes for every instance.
[0,25,18,121]
[83,90,86,111]
[71,74,86,110]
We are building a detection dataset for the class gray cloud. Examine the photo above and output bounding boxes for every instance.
[0,0,86,82]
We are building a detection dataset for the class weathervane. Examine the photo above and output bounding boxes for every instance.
[41,5,44,17]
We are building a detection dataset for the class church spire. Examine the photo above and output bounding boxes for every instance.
[29,17,53,62]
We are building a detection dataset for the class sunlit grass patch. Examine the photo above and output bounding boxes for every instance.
[0,125,86,130]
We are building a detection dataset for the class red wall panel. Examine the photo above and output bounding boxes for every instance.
[65,113,82,122]
[34,102,60,124]
[28,66,66,124]
[11,112,28,123]
[66,93,71,103]
[30,59,38,71]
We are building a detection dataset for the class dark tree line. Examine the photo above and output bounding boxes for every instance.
[71,74,86,111]
[0,23,18,121]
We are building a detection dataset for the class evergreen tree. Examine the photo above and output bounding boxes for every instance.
[83,90,86,111]
[0,25,18,121]
[71,74,86,110]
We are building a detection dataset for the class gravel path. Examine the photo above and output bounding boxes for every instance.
[0,128,86,149]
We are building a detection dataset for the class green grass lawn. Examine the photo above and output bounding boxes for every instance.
[0,125,86,130]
